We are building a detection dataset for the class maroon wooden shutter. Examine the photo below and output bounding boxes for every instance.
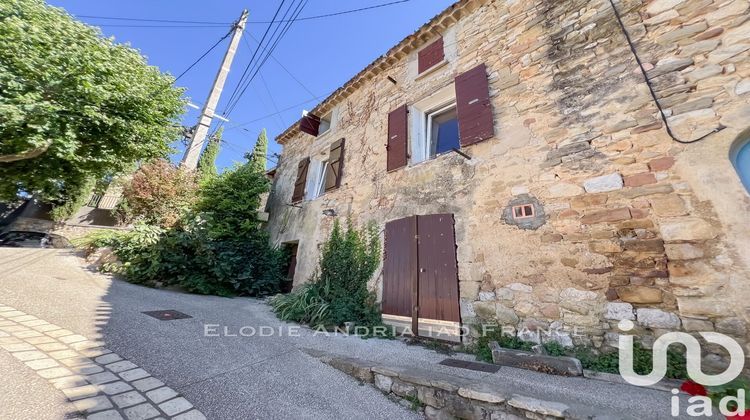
[455,63,494,146]
[299,114,321,136]
[291,157,310,203]
[324,138,345,192]
[387,105,408,171]
[418,37,444,74]
[382,216,418,318]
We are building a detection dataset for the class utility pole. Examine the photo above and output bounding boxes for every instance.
[181,9,248,170]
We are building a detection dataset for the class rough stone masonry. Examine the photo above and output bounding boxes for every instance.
[267,0,750,370]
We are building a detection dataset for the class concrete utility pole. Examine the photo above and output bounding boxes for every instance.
[181,9,248,170]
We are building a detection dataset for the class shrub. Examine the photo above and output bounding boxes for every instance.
[117,159,198,228]
[271,219,383,329]
[82,161,285,297]
[49,177,96,221]
[271,284,330,326]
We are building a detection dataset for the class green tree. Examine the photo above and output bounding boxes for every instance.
[245,129,268,173]
[0,0,185,206]
[197,127,222,182]
[196,161,270,239]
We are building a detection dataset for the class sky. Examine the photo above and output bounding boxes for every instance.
[47,0,456,171]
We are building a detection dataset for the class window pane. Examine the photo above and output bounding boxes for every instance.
[736,140,750,193]
[318,118,331,134]
[430,107,459,155]
[317,162,328,197]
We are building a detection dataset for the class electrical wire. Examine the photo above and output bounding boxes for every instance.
[222,0,290,115]
[173,27,234,82]
[265,0,411,23]
[223,0,308,117]
[77,1,412,26]
[224,93,332,131]
[76,15,230,25]
[259,71,288,129]
[608,0,723,144]
[92,24,229,29]
[242,35,319,100]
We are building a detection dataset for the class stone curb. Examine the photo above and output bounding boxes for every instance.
[0,304,205,420]
[582,369,685,393]
[301,348,612,419]
[490,341,583,376]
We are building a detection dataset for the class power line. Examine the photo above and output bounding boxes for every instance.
[173,27,233,82]
[222,0,290,114]
[93,24,230,29]
[242,35,318,100]
[258,71,287,129]
[261,0,411,23]
[76,15,230,24]
[223,0,308,117]
[77,2,413,26]
[224,93,333,131]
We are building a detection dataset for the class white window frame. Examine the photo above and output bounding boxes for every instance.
[425,102,458,159]
[409,83,457,165]
[304,159,328,200]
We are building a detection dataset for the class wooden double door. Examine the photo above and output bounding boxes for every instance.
[382,214,461,341]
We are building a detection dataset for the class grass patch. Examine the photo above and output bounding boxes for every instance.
[467,324,689,379]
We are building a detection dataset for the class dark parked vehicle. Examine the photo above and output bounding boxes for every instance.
[0,231,71,248]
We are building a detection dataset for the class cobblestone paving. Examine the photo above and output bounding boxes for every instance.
[0,304,205,420]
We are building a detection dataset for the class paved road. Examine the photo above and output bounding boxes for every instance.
[0,248,700,420]
[0,249,420,420]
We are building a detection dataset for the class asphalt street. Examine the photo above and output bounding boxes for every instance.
[0,248,702,419]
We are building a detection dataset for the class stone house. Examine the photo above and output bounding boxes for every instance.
[266,0,750,366]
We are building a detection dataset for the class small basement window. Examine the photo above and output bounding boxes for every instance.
[512,204,535,219]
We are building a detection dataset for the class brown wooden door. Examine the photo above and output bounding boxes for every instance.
[382,216,417,318]
[417,214,460,323]
[382,214,460,330]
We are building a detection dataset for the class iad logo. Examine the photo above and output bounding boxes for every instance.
[617,319,747,417]
[617,319,745,387]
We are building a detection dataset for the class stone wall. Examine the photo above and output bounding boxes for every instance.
[267,0,750,367]
[7,217,129,241]
[306,349,597,419]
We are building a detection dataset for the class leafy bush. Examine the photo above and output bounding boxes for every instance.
[542,340,566,357]
[271,220,383,329]
[49,177,96,221]
[71,228,124,252]
[117,159,199,228]
[573,343,687,379]
[271,284,330,326]
[83,161,285,297]
[708,379,750,412]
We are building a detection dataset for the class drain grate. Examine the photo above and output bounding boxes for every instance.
[142,310,192,321]
[439,358,501,373]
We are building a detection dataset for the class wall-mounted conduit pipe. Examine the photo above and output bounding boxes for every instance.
[608,0,724,144]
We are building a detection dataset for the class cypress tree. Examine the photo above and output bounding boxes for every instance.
[247,128,268,173]
[197,127,222,181]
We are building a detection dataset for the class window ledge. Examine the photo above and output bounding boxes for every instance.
[415,59,449,81]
